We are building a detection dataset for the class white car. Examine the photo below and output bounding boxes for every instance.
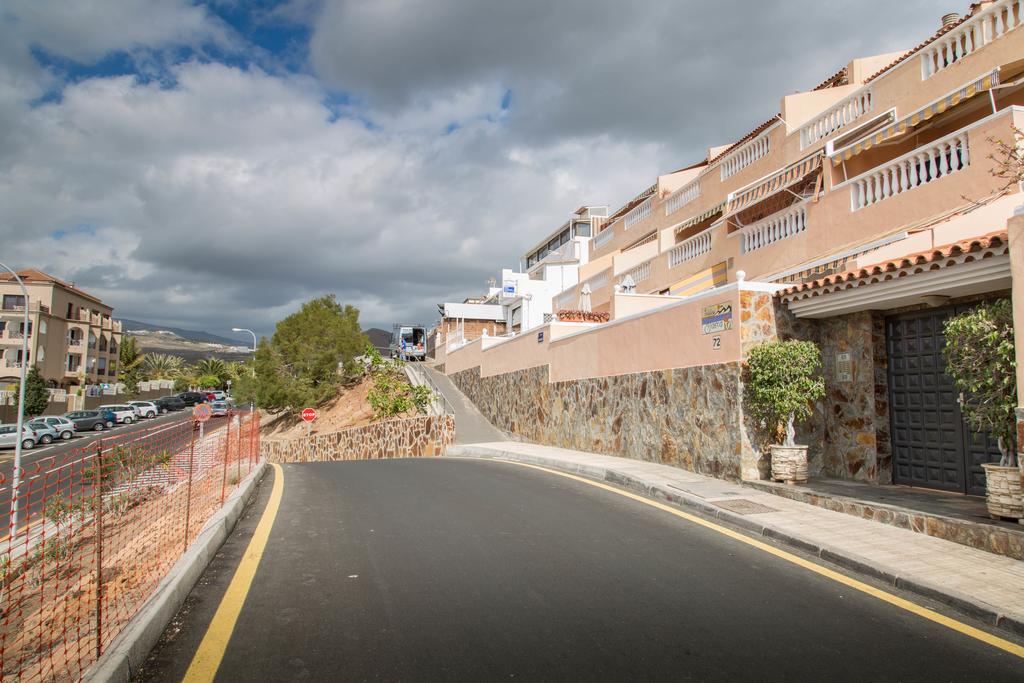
[0,424,39,450]
[128,401,159,419]
[34,415,77,440]
[99,404,138,424]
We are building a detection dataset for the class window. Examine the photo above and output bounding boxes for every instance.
[573,221,591,237]
[39,320,46,334]
[88,332,96,349]
[37,346,44,361]
[67,302,74,319]
[2,294,25,310]
[99,336,107,351]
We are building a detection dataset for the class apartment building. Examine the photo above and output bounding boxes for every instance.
[0,269,123,392]
[442,1,1024,495]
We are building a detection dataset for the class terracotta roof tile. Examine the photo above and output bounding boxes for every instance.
[778,229,1009,298]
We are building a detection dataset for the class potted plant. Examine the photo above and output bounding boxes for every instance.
[745,340,825,484]
[943,299,1021,520]
[556,309,610,323]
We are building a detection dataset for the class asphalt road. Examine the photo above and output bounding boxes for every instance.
[0,408,241,534]
[139,459,1024,681]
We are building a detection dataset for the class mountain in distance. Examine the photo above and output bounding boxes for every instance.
[116,319,247,346]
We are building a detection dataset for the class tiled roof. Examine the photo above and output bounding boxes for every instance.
[810,65,849,91]
[779,230,1009,300]
[706,116,780,167]
[863,9,972,85]
[0,268,105,304]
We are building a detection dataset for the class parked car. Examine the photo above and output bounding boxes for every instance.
[209,400,229,417]
[177,391,208,406]
[0,424,39,450]
[100,408,116,428]
[154,396,187,412]
[206,390,226,401]
[64,410,109,432]
[128,401,159,419]
[34,416,77,440]
[26,420,60,445]
[99,404,138,424]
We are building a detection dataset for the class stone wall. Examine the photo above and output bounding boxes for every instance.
[261,414,455,463]
[450,364,746,480]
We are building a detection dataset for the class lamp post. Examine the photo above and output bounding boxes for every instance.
[0,263,30,531]
[231,327,257,414]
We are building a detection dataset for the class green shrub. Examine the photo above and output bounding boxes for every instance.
[745,340,825,446]
[943,299,1017,466]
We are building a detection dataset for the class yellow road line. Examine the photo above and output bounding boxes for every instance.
[184,462,285,682]
[499,459,1024,660]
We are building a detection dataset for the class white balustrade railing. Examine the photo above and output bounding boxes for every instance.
[592,228,615,251]
[624,199,652,229]
[799,88,874,149]
[920,0,1023,79]
[664,180,701,215]
[557,289,578,309]
[626,260,652,284]
[586,271,610,292]
[740,204,808,254]
[848,131,970,211]
[720,130,771,180]
[668,230,713,268]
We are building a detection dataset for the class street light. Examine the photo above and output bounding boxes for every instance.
[231,327,257,413]
[0,263,30,530]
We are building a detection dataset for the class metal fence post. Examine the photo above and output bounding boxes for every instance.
[184,421,197,552]
[93,440,104,659]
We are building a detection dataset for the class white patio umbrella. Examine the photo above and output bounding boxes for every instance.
[579,283,592,313]
[620,274,636,294]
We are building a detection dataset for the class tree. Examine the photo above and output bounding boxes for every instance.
[944,299,1017,467]
[118,336,146,393]
[195,358,229,386]
[20,366,48,417]
[142,353,184,380]
[253,295,368,412]
[744,340,825,446]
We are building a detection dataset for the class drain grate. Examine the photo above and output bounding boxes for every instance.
[712,499,778,515]
[667,484,738,499]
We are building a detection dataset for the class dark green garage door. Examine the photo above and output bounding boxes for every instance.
[886,307,1002,495]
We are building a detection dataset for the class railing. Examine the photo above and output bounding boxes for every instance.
[847,130,969,211]
[624,199,651,229]
[626,259,652,284]
[668,230,713,268]
[68,338,83,347]
[800,88,873,149]
[592,228,615,250]
[921,0,1023,79]
[720,129,772,180]
[739,203,808,254]
[623,232,657,252]
[405,364,455,416]
[664,179,701,215]
[556,288,579,309]
[585,270,610,292]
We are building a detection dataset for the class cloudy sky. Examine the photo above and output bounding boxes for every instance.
[0,0,944,340]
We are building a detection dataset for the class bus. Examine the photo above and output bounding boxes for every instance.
[390,324,427,361]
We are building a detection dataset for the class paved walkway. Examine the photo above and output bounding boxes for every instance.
[421,365,506,444]
[448,441,1024,636]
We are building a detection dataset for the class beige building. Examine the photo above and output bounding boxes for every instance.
[0,269,123,392]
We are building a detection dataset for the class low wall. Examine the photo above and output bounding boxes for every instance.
[260,414,455,463]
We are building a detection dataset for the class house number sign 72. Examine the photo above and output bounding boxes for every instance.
[712,336,721,350]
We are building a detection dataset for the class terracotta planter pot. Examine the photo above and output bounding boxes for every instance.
[981,463,1023,520]
[770,444,809,484]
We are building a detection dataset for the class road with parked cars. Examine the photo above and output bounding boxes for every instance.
[0,392,246,536]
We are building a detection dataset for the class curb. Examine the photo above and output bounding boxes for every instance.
[83,461,269,682]
[449,445,1024,639]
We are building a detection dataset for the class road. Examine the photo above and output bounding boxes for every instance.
[0,408,242,535]
[139,459,1023,681]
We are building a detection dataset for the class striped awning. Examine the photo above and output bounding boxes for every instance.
[669,261,728,297]
[831,69,1000,165]
[674,202,725,235]
[726,153,821,216]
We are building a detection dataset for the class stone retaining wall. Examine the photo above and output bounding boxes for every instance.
[260,414,455,463]
[449,364,746,480]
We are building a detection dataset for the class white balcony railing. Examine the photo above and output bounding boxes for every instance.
[592,228,615,251]
[848,130,969,211]
[921,0,1023,79]
[68,339,83,347]
[720,129,772,180]
[625,260,652,284]
[740,203,808,254]
[586,271,610,292]
[668,230,713,268]
[624,199,652,229]
[799,88,874,149]
[664,179,701,216]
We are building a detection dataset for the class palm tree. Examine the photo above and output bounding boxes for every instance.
[118,336,146,392]
[195,357,228,381]
[142,353,184,380]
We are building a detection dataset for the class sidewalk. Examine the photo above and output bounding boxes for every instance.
[420,365,506,444]
[448,440,1024,637]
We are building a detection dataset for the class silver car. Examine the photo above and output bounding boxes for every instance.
[26,419,60,445]
[32,416,76,440]
[99,404,137,424]
[128,401,159,418]
[0,424,39,450]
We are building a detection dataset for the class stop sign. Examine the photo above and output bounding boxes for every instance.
[301,407,318,423]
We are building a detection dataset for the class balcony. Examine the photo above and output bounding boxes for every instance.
[799,88,874,149]
[920,0,1023,79]
[67,338,83,348]
[719,126,776,181]
[738,203,808,254]
[592,228,615,251]
[613,237,658,276]
[846,129,969,211]
[664,179,701,216]
[624,199,652,229]
[668,230,713,268]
